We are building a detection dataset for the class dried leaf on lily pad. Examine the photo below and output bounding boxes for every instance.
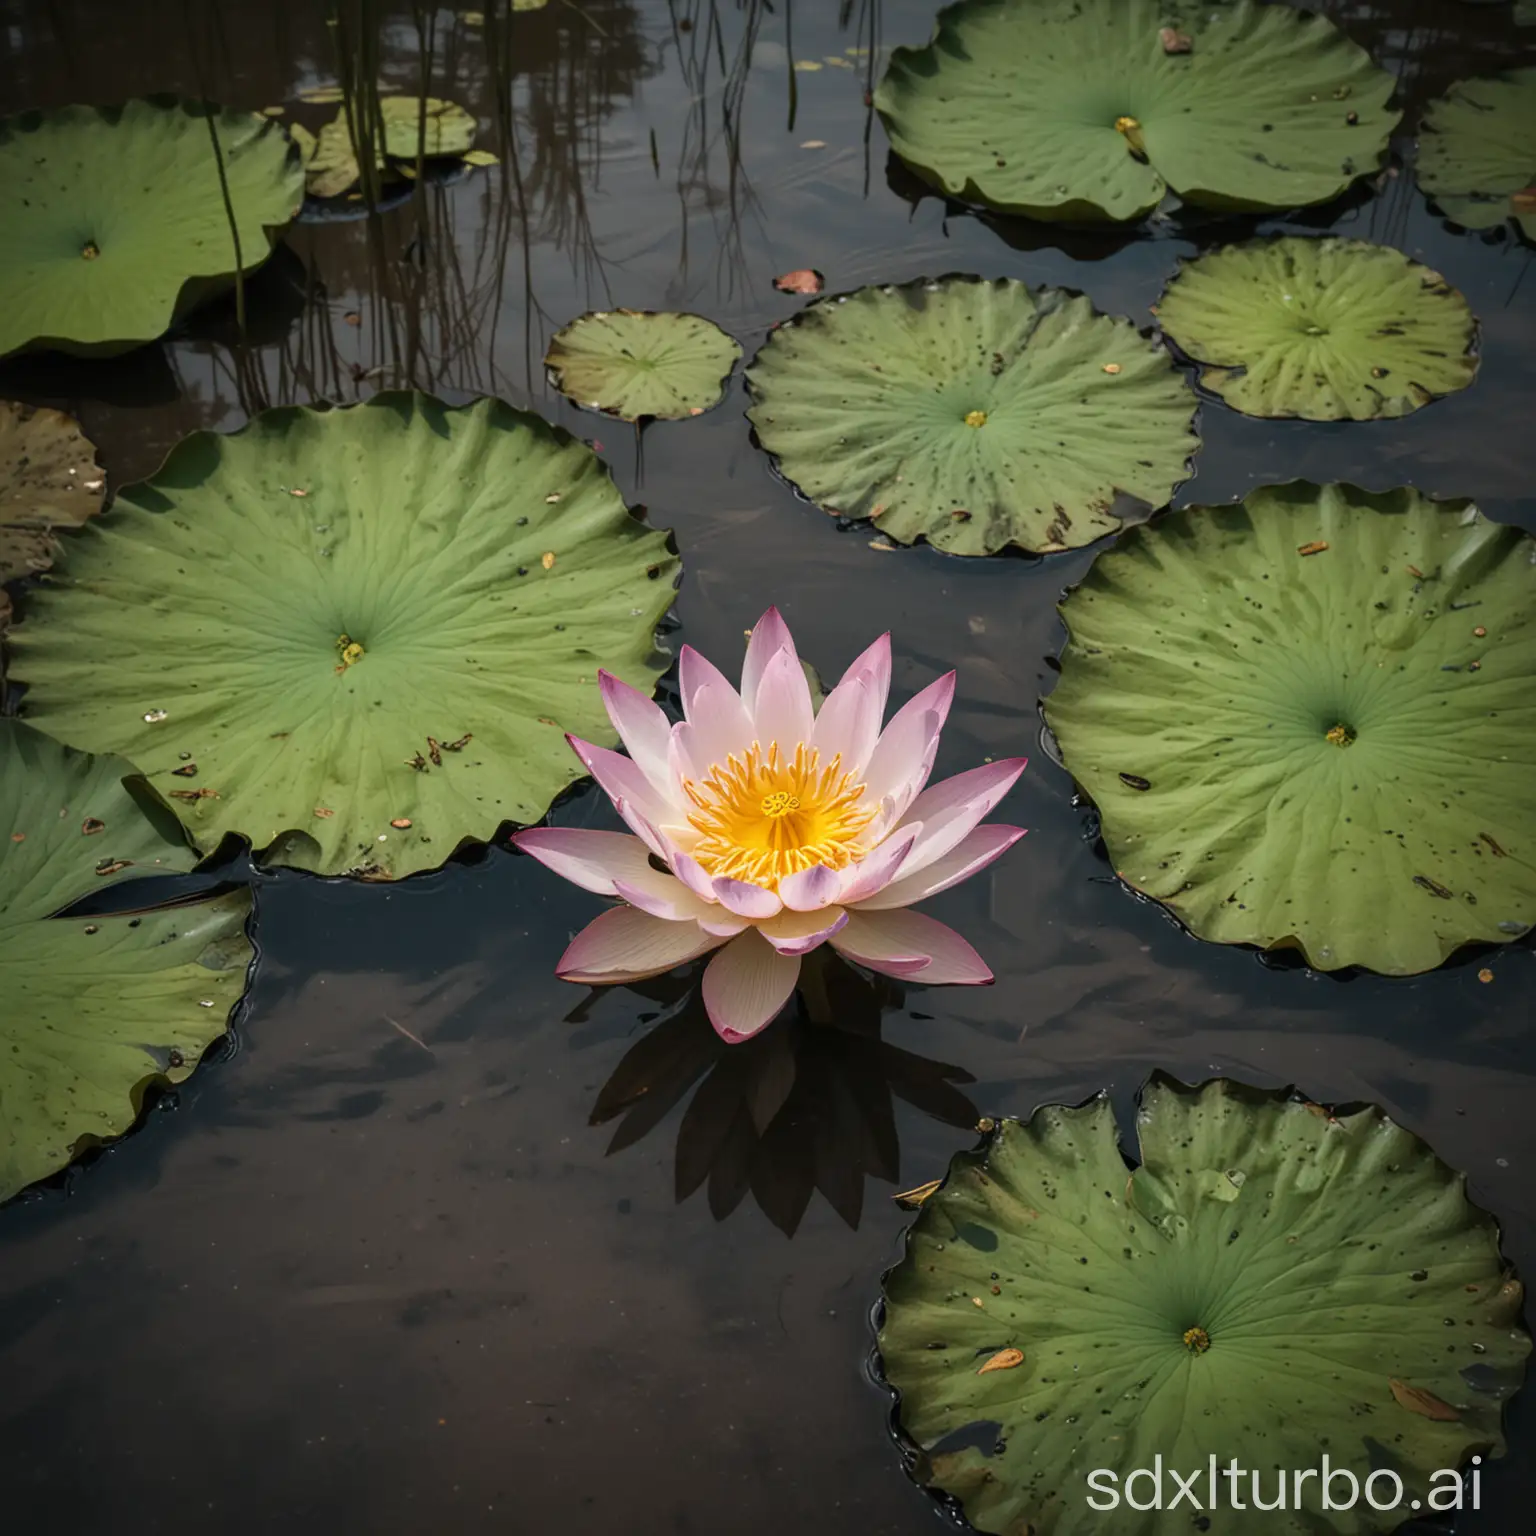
[1156,237,1479,421]
[0,718,253,1205]
[0,96,304,357]
[878,1075,1530,1536]
[1043,482,1536,974]
[7,392,679,880]
[874,0,1396,223]
[1417,68,1536,243]
[1,402,106,594]
[546,310,743,421]
[746,276,1198,556]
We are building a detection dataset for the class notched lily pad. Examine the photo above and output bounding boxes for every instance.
[746,275,1198,556]
[546,310,743,421]
[1417,68,1536,243]
[1042,481,1536,974]
[300,96,482,199]
[874,0,1398,223]
[878,1075,1530,1536]
[1,718,253,1205]
[8,392,679,880]
[1156,237,1479,420]
[0,96,304,358]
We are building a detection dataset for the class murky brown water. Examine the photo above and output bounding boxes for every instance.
[2,2,1534,1531]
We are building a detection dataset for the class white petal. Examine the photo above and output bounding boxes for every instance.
[860,672,955,813]
[751,644,815,754]
[612,868,720,923]
[701,930,801,1042]
[777,862,843,911]
[857,825,1026,910]
[756,905,848,956]
[740,607,797,710]
[673,681,755,781]
[836,823,921,905]
[832,908,992,984]
[895,758,1028,877]
[809,675,880,777]
[510,828,656,895]
[557,906,725,983]
[712,877,782,919]
[679,644,743,721]
[837,632,891,723]
[597,671,673,792]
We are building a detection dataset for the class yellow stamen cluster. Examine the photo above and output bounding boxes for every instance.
[685,741,875,887]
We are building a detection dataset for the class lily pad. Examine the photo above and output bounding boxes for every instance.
[1042,482,1536,973]
[1,718,253,1206]
[745,276,1198,556]
[1155,237,1479,421]
[1417,68,1536,243]
[0,96,304,358]
[546,310,743,421]
[878,1075,1529,1536]
[303,96,479,199]
[1,401,105,606]
[7,392,679,879]
[874,0,1397,223]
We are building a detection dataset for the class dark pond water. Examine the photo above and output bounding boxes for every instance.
[2,1,1535,1531]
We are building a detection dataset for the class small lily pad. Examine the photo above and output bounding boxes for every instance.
[303,96,479,199]
[8,392,679,879]
[0,96,304,358]
[545,310,743,421]
[1417,68,1536,243]
[879,1075,1529,1536]
[746,276,1198,556]
[874,0,1397,223]
[1042,482,1536,973]
[1155,237,1479,420]
[1,718,253,1205]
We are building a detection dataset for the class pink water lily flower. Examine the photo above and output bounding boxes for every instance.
[512,609,1026,1043]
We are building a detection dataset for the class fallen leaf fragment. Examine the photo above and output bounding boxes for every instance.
[977,1348,1025,1375]
[314,806,334,819]
[800,140,827,149]
[541,550,556,570]
[461,148,499,167]
[1102,362,1122,375]
[893,1178,942,1209]
[774,268,824,295]
[1160,27,1193,53]
[793,60,823,72]
[1389,1379,1460,1421]
[1297,540,1329,556]
[390,818,413,829]
[868,537,898,552]
[1512,186,1536,214]
[1479,967,1494,983]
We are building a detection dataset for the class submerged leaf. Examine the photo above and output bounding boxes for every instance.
[0,719,253,1205]
[0,97,303,357]
[1,402,105,589]
[746,276,1198,555]
[874,0,1397,222]
[1156,237,1479,420]
[1043,482,1536,974]
[8,393,679,879]
[879,1077,1530,1536]
[546,310,743,421]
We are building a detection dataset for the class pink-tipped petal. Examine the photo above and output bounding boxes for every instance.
[751,644,815,754]
[832,908,993,985]
[777,863,842,911]
[702,930,801,1042]
[740,607,797,709]
[896,758,1029,877]
[809,675,880,778]
[670,850,717,901]
[838,632,891,722]
[757,905,848,956]
[858,825,1027,910]
[860,672,956,813]
[510,828,656,896]
[836,823,922,905]
[672,681,755,784]
[612,869,719,924]
[568,736,674,853]
[556,906,725,984]
[613,797,671,860]
[597,672,674,792]
[679,644,744,721]
[712,877,783,919]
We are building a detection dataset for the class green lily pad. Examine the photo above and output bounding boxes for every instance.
[1155,237,1479,421]
[303,96,478,198]
[546,310,743,421]
[745,276,1198,556]
[0,96,304,358]
[7,392,679,880]
[1,401,105,589]
[879,1075,1529,1536]
[874,0,1397,223]
[1,718,253,1206]
[1417,69,1536,243]
[1042,482,1536,974]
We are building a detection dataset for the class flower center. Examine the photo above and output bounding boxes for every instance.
[1182,1326,1211,1355]
[685,741,876,888]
